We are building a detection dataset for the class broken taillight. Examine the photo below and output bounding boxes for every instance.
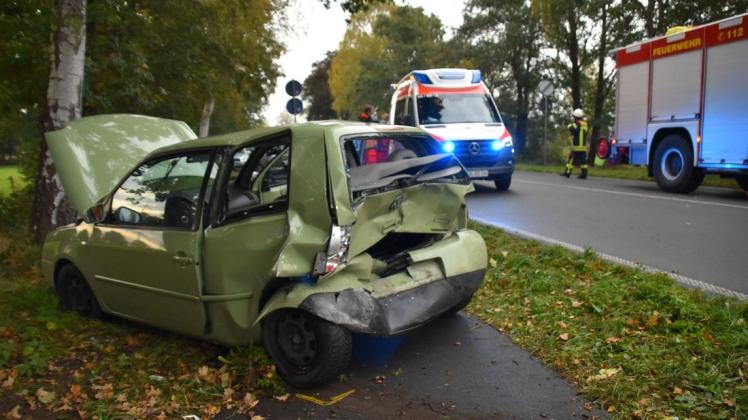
[312,224,352,275]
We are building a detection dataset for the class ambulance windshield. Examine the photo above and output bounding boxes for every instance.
[417,94,501,125]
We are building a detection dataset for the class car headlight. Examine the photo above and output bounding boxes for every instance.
[491,138,513,151]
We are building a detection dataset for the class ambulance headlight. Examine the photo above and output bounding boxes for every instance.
[443,141,455,153]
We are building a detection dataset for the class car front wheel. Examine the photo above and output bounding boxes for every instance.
[56,264,103,318]
[262,309,352,388]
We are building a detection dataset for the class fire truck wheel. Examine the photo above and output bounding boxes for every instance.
[736,175,748,192]
[652,134,702,194]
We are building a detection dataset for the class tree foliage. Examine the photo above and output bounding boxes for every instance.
[329,4,448,118]
[302,51,338,120]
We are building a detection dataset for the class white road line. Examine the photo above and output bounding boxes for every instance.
[472,217,748,301]
[514,178,748,210]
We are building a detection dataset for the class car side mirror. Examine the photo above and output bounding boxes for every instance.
[113,206,141,224]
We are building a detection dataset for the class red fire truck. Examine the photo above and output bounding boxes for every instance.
[611,13,748,193]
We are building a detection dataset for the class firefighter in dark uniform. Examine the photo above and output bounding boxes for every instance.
[562,108,589,179]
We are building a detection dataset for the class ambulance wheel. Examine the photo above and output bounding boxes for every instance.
[493,174,512,191]
[652,134,701,194]
[736,175,748,192]
[262,309,351,389]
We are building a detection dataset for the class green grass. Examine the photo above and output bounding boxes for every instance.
[0,263,284,418]
[0,166,26,196]
[468,222,747,418]
[516,163,741,189]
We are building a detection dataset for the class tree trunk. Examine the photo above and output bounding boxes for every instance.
[567,8,582,109]
[199,96,215,138]
[31,0,87,243]
[589,2,608,164]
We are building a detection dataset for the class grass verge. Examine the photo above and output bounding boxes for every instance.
[468,222,747,418]
[0,265,285,418]
[0,166,25,196]
[516,163,741,190]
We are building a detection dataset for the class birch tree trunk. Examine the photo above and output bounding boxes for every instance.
[31,0,87,243]
[199,96,215,138]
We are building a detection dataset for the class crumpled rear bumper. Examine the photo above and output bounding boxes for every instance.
[299,269,485,335]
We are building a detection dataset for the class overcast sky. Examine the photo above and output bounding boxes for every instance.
[263,0,467,124]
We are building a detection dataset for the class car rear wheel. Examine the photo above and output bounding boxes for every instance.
[736,175,748,192]
[652,134,702,193]
[262,309,351,389]
[493,174,512,191]
[56,264,103,319]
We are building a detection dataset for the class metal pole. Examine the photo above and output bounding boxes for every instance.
[543,96,548,166]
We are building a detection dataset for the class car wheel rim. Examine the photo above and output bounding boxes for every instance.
[276,312,318,373]
[661,147,684,181]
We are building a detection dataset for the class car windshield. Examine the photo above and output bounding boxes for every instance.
[342,135,470,201]
[417,94,501,124]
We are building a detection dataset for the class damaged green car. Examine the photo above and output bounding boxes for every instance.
[41,115,487,387]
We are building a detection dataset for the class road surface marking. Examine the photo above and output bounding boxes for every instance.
[514,179,748,210]
[472,217,748,301]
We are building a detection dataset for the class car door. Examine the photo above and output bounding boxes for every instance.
[86,150,217,336]
[201,136,290,320]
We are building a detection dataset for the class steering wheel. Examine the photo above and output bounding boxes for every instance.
[165,197,196,228]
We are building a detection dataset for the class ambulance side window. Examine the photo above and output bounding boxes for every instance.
[394,98,415,126]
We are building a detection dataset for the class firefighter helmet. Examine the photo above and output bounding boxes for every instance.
[572,108,585,118]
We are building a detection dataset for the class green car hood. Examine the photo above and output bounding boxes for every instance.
[45,114,197,214]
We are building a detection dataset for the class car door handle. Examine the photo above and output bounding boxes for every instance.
[171,254,194,266]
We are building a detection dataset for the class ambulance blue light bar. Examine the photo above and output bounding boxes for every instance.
[413,72,433,84]
[471,70,481,83]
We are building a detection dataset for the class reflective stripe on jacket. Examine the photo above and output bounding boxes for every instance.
[567,119,588,152]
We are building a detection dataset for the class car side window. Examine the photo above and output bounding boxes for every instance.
[221,138,290,222]
[110,152,214,229]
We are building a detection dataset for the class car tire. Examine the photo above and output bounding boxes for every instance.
[440,296,472,318]
[736,175,748,192]
[262,309,352,389]
[652,134,702,193]
[493,174,512,191]
[56,264,103,319]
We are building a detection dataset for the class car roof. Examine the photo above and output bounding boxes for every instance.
[148,120,427,157]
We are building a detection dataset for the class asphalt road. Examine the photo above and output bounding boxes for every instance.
[469,171,748,296]
[252,314,604,419]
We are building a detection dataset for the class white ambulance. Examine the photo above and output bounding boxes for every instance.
[611,13,748,193]
[388,68,514,190]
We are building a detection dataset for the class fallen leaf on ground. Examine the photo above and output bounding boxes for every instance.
[604,336,622,344]
[558,322,568,329]
[673,386,683,395]
[559,333,569,341]
[607,405,616,413]
[489,258,497,268]
[36,388,56,404]
[70,384,81,398]
[273,393,289,402]
[571,300,583,308]
[5,405,21,419]
[1,375,14,389]
[646,311,659,327]
[587,368,621,382]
